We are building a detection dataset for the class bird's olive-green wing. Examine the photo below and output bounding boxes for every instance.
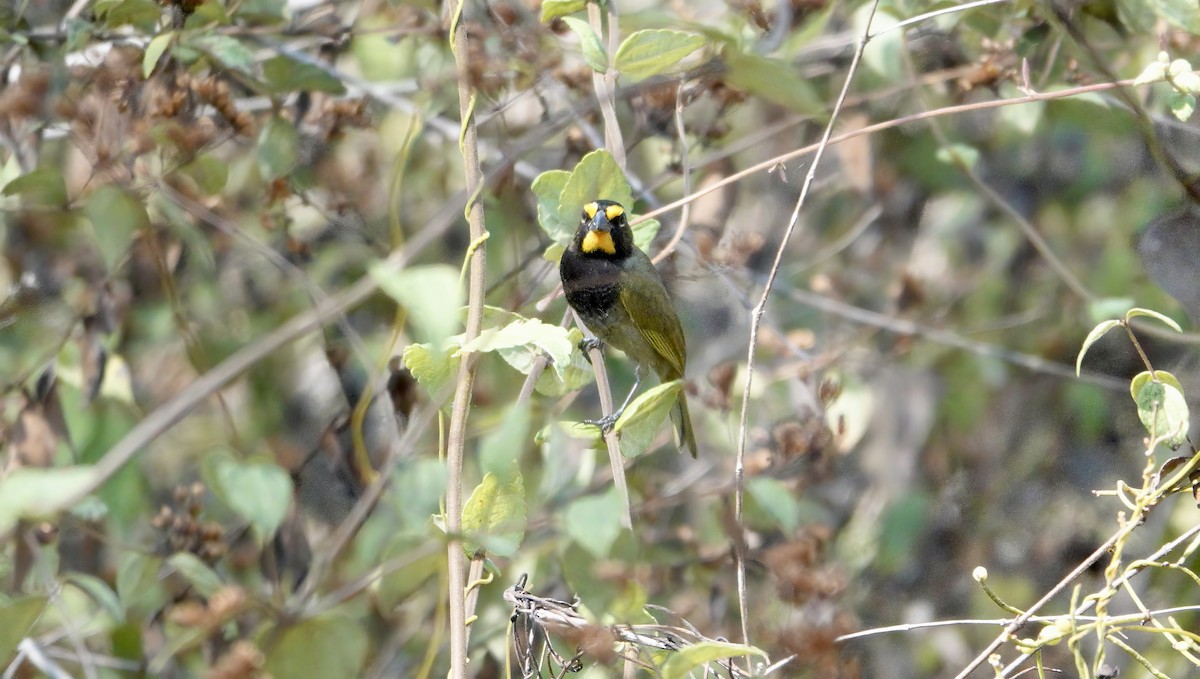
[617,260,686,378]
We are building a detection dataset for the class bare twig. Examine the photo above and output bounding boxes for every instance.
[732,0,881,654]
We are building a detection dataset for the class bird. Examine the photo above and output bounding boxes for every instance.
[558,199,697,457]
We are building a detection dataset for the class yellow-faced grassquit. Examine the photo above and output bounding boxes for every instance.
[559,199,697,457]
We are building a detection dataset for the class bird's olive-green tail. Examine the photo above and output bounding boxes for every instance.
[672,391,697,458]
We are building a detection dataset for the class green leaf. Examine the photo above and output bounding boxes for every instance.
[558,150,634,230]
[614,379,681,457]
[207,457,293,539]
[116,553,168,619]
[1173,70,1200,94]
[371,263,463,346]
[0,596,49,662]
[1126,307,1183,332]
[95,0,162,30]
[540,0,586,22]
[178,154,229,195]
[166,552,224,597]
[563,487,624,557]
[1087,297,1135,322]
[1153,0,1200,32]
[1133,60,1168,86]
[561,17,607,72]
[1133,377,1189,449]
[461,464,527,558]
[258,115,299,181]
[2,168,68,206]
[190,34,256,74]
[1169,91,1196,121]
[401,342,458,398]
[143,31,174,78]
[462,317,574,379]
[0,466,98,535]
[532,169,574,244]
[263,613,367,679]
[262,55,347,95]
[661,641,767,679]
[1075,319,1122,376]
[85,184,150,270]
[935,144,980,169]
[534,327,594,397]
[613,29,705,81]
[480,402,531,476]
[1130,370,1185,403]
[535,420,602,446]
[746,477,800,533]
[632,217,660,253]
[64,573,124,622]
[725,50,822,114]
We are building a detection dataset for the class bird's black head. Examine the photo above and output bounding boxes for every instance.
[573,199,634,259]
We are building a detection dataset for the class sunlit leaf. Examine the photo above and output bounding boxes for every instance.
[1126,308,1183,333]
[661,640,767,679]
[614,379,681,457]
[558,150,634,230]
[462,464,527,558]
[166,552,224,598]
[143,31,174,78]
[532,169,573,244]
[562,17,606,72]
[613,29,705,81]
[401,342,458,398]
[1075,319,1122,376]
[632,217,661,253]
[541,0,586,22]
[1168,91,1196,121]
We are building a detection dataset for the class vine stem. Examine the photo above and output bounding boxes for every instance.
[731,0,880,656]
[446,0,489,674]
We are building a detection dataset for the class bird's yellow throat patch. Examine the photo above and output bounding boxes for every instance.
[582,229,616,254]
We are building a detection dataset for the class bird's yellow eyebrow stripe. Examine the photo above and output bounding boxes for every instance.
[605,204,623,220]
[583,202,599,219]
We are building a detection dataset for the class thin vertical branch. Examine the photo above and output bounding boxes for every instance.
[731,0,881,652]
[446,0,489,675]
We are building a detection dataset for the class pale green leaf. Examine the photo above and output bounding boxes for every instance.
[166,552,224,597]
[480,402,531,475]
[1134,379,1189,449]
[563,488,623,557]
[558,150,634,230]
[614,379,681,457]
[632,218,660,253]
[0,596,49,662]
[1169,91,1196,121]
[401,342,459,398]
[2,168,68,206]
[462,464,527,558]
[935,144,980,169]
[143,31,174,78]
[661,641,767,679]
[371,263,463,346]
[0,466,98,535]
[85,184,150,270]
[191,34,255,74]
[613,29,705,81]
[1126,307,1183,332]
[562,17,607,72]
[725,50,822,114]
[258,115,298,180]
[264,614,367,679]
[1075,319,1122,376]
[532,169,573,244]
[64,573,124,622]
[746,477,800,534]
[540,0,586,22]
[178,154,229,195]
[534,328,594,396]
[207,457,293,539]
[116,552,169,618]
[1153,0,1200,32]
[262,55,347,95]
[1087,297,1135,322]
[1130,370,1184,403]
[1173,70,1200,93]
